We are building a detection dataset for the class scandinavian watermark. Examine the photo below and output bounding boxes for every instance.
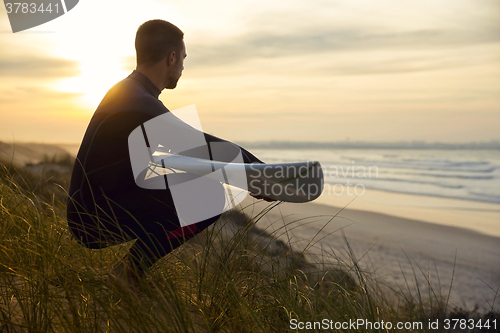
[4,0,79,33]
[127,105,325,227]
[321,162,379,197]
[247,161,378,199]
[289,317,497,331]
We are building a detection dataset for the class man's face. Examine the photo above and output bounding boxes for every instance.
[165,41,186,89]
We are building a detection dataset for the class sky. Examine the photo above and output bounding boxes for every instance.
[0,0,499,144]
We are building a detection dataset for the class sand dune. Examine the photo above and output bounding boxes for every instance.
[2,141,498,313]
[0,141,76,166]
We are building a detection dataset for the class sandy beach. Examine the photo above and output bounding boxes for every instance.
[52,142,500,312]
[242,192,500,313]
[3,142,499,313]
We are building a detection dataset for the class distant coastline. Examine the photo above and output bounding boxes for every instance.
[239,140,500,150]
[1,140,500,152]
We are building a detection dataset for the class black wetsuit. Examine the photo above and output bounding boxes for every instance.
[67,70,262,270]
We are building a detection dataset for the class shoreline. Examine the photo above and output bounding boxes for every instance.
[2,140,498,312]
[10,141,500,238]
[314,188,500,238]
[242,196,500,312]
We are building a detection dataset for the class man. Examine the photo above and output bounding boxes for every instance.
[67,20,270,286]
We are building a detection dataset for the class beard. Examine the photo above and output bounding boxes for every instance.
[165,65,182,89]
[165,75,180,89]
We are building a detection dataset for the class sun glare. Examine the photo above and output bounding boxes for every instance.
[56,58,130,110]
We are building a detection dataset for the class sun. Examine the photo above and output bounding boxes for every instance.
[56,58,131,110]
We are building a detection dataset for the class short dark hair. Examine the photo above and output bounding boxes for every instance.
[135,20,184,66]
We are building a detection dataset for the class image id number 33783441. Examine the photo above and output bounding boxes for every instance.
[442,318,497,331]
[5,2,61,14]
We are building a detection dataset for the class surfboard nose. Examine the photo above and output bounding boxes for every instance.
[246,161,324,203]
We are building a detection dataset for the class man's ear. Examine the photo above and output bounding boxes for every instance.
[167,50,177,66]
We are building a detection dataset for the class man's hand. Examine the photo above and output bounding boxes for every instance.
[250,192,277,202]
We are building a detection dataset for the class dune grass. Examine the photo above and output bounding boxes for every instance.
[0,159,498,332]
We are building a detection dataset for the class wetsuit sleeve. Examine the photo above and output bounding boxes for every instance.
[137,110,264,165]
[203,133,264,164]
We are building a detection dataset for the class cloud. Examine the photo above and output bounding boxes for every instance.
[121,55,135,72]
[0,56,80,78]
[0,85,83,104]
[118,2,500,79]
[324,54,490,76]
[186,27,500,68]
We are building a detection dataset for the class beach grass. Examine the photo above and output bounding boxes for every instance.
[0,158,498,332]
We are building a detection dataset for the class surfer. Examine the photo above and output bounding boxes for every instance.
[67,20,273,287]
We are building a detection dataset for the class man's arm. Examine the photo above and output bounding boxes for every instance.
[128,111,276,201]
[203,133,264,164]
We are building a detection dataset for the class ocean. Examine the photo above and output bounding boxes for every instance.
[60,142,500,204]
[249,148,500,205]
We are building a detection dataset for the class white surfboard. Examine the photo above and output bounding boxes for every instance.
[151,152,324,203]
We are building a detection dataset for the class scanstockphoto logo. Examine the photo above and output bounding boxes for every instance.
[4,0,78,33]
[321,163,379,197]
[128,105,324,227]
[246,163,323,202]
[128,105,249,228]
